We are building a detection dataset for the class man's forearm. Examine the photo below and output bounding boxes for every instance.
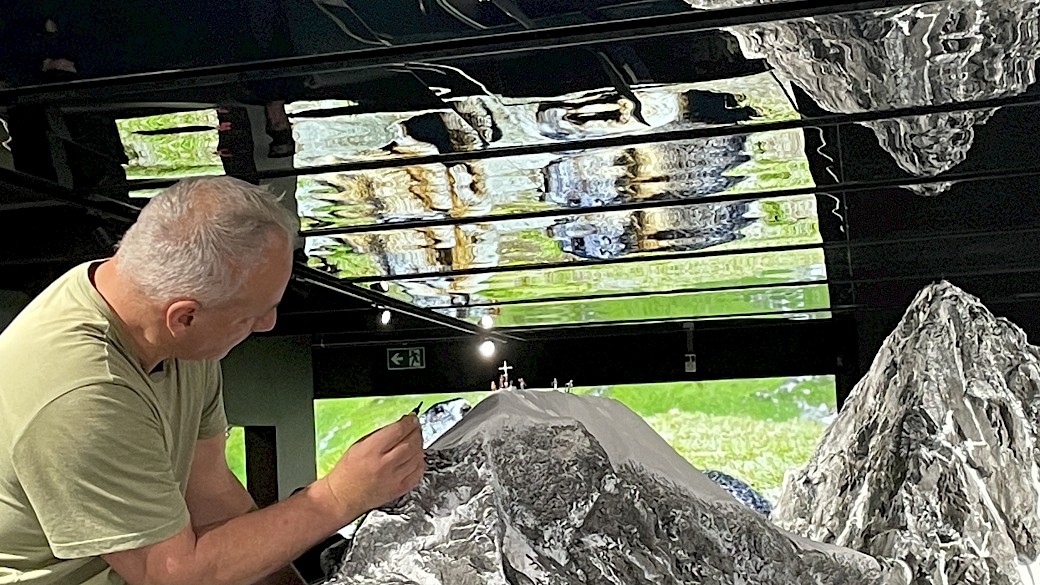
[191,491,304,584]
[190,480,360,585]
[191,473,306,584]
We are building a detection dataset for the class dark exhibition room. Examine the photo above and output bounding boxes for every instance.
[2,0,1039,583]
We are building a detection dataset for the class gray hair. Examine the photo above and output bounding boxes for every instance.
[115,176,300,306]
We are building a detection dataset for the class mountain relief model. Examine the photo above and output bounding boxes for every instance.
[323,391,899,585]
[684,0,1040,194]
[773,281,1040,584]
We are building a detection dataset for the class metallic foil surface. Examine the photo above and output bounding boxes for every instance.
[775,282,1040,584]
[326,391,892,584]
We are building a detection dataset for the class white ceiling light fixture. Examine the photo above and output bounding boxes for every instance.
[379,309,392,326]
[479,314,494,329]
[478,339,496,358]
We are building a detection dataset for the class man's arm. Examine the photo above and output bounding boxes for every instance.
[101,414,424,585]
[184,433,305,585]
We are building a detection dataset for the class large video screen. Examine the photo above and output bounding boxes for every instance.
[314,375,835,500]
[225,425,247,487]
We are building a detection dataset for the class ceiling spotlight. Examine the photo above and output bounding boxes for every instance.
[479,314,494,329]
[379,309,392,326]
[478,339,496,358]
[371,281,390,293]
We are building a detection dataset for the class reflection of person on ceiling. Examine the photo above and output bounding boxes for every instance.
[4,2,297,155]
[239,0,298,158]
[2,4,81,86]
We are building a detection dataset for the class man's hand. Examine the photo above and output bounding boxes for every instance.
[321,414,425,518]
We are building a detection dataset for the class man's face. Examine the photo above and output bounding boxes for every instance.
[172,235,294,361]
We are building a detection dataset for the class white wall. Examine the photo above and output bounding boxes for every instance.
[221,335,317,499]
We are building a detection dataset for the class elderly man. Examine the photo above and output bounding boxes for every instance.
[0,177,425,585]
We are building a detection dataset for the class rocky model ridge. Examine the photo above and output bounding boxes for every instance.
[773,281,1040,584]
[324,391,900,585]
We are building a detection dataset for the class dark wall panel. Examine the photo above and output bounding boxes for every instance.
[244,426,279,509]
[314,319,849,401]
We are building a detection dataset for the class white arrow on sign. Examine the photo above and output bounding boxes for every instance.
[388,347,425,370]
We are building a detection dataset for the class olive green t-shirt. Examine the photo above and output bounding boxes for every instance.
[0,262,228,584]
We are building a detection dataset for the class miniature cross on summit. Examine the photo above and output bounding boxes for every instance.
[498,361,513,387]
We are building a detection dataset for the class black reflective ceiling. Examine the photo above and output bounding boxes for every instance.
[2,0,1040,344]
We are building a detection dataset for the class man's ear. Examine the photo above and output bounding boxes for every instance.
[166,300,201,337]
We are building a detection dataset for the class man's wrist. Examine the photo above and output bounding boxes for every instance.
[308,478,366,529]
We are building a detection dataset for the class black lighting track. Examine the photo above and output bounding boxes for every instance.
[334,221,1040,284]
[314,334,507,348]
[298,164,1040,238]
[0,168,138,224]
[293,262,524,342]
[121,90,1040,194]
[0,0,947,106]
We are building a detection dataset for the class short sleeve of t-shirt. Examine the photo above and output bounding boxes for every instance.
[197,361,228,440]
[11,384,190,559]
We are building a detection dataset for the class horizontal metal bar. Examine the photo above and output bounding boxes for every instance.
[293,262,523,342]
[344,222,1040,285]
[511,311,838,339]
[301,164,1040,238]
[406,231,1040,322]
[427,278,829,310]
[504,283,1040,334]
[125,90,1040,195]
[345,242,823,283]
[276,307,371,317]
[501,306,838,332]
[315,333,499,348]
[307,242,1040,334]
[1,0,943,106]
